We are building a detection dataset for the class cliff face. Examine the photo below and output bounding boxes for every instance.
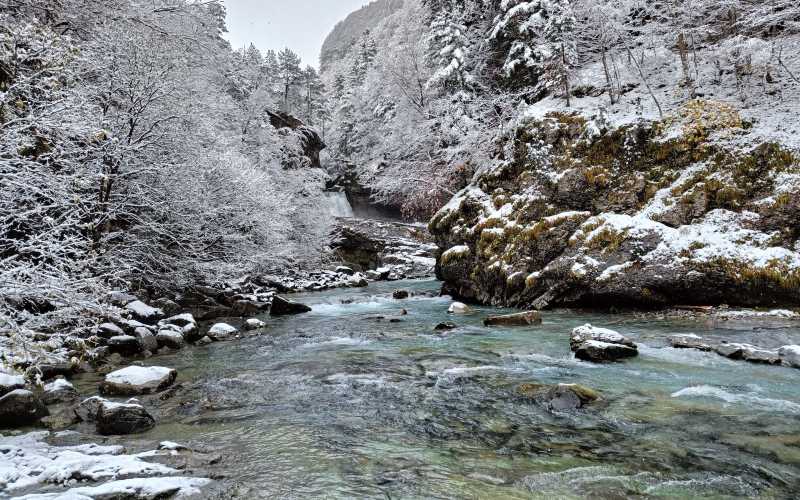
[430,101,800,309]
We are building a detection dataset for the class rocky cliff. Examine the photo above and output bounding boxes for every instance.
[430,101,800,309]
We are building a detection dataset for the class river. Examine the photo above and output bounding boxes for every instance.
[66,278,800,498]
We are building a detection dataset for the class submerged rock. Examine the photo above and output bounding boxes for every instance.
[96,400,155,435]
[0,389,48,427]
[244,318,266,330]
[484,311,542,327]
[393,289,410,300]
[100,366,177,396]
[448,302,472,314]
[435,322,457,331]
[517,383,600,410]
[270,296,312,315]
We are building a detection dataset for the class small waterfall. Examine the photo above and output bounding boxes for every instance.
[322,191,354,218]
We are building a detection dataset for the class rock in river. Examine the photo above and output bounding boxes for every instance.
[448,302,472,314]
[96,400,155,435]
[392,289,410,300]
[100,366,177,396]
[0,389,48,427]
[435,322,457,331]
[779,345,800,368]
[571,324,638,362]
[244,318,266,330]
[483,311,542,327]
[107,335,142,356]
[669,334,712,351]
[156,329,185,349]
[207,322,238,341]
[41,378,78,405]
[125,300,164,323]
[270,295,312,315]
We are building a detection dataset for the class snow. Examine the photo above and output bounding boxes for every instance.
[0,432,210,496]
[572,324,628,345]
[125,301,163,320]
[14,476,211,499]
[0,372,25,390]
[207,323,237,338]
[715,309,799,319]
[44,379,74,393]
[441,245,470,261]
[105,366,174,387]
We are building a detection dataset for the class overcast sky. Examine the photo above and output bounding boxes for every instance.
[222,0,370,68]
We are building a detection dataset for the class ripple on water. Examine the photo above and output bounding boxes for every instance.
[671,384,800,414]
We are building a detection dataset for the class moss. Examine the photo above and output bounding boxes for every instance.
[773,193,792,209]
[703,258,800,293]
[587,227,628,253]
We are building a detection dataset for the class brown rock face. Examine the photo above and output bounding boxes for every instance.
[483,311,542,327]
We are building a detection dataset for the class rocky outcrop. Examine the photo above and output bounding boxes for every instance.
[430,106,800,309]
[267,110,325,168]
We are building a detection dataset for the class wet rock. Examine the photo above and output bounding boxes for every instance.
[669,334,713,351]
[570,324,637,350]
[118,318,156,335]
[34,363,76,381]
[393,289,410,300]
[389,318,404,323]
[125,300,164,323]
[365,270,382,280]
[152,297,181,315]
[718,343,782,364]
[244,318,266,330]
[779,345,800,368]
[133,327,158,353]
[0,372,26,397]
[100,366,177,396]
[484,311,542,327]
[96,400,155,435]
[574,340,638,362]
[232,299,270,316]
[97,322,126,339]
[181,322,200,342]
[207,323,238,341]
[435,322,457,331]
[0,389,48,427]
[160,313,197,329]
[270,296,312,315]
[107,335,141,356]
[448,302,472,314]
[41,378,78,405]
[156,330,185,349]
[197,336,213,346]
[517,383,600,410]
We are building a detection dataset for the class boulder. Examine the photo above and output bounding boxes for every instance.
[0,372,26,397]
[779,345,800,368]
[570,324,637,350]
[97,322,126,339]
[232,299,270,316]
[484,311,542,327]
[156,330,185,350]
[740,345,781,365]
[100,366,177,396]
[574,340,638,362]
[96,400,155,435]
[365,270,382,281]
[32,363,75,381]
[160,313,197,329]
[0,389,48,427]
[197,336,213,346]
[669,334,712,351]
[244,318,266,331]
[270,296,312,316]
[132,327,158,353]
[152,297,181,315]
[517,383,600,410]
[392,289,410,300]
[336,266,355,276]
[107,290,137,306]
[125,300,164,323]
[207,323,238,341]
[75,396,106,422]
[448,302,472,314]
[107,335,141,356]
[435,322,457,331]
[41,378,79,405]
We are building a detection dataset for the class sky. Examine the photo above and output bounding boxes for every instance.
[222,0,370,68]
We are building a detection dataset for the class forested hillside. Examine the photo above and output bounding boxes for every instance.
[323,0,800,308]
[1,0,336,356]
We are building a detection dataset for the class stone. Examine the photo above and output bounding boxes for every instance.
[152,297,181,315]
[270,296,312,316]
[483,311,542,327]
[100,366,177,396]
[107,290,137,306]
[574,340,639,362]
[232,299,269,316]
[160,313,197,328]
[197,336,213,346]
[156,330,185,349]
[41,378,78,405]
[125,300,164,323]
[714,342,747,359]
[0,389,48,427]
[244,318,266,331]
[392,289,410,300]
[97,322,126,339]
[434,322,457,331]
[336,266,355,275]
[779,345,800,368]
[107,335,141,356]
[517,383,600,410]
[741,345,781,365]
[448,302,472,314]
[96,400,155,435]
[0,372,26,397]
[35,363,75,381]
[365,270,382,280]
[570,324,637,350]
[133,327,158,353]
[181,322,200,342]
[669,334,712,351]
[207,323,238,341]
[75,396,107,422]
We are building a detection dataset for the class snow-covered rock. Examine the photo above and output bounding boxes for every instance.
[132,328,158,353]
[97,322,125,339]
[573,340,638,363]
[159,313,196,329]
[570,324,636,350]
[100,366,177,396]
[156,330,185,350]
[125,301,164,323]
[107,335,141,356]
[0,389,48,427]
[244,318,266,331]
[0,372,25,397]
[75,396,107,423]
[41,379,78,405]
[14,476,212,499]
[96,400,155,435]
[779,345,800,368]
[447,302,472,314]
[206,323,238,341]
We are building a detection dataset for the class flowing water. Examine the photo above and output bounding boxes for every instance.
[71,279,800,499]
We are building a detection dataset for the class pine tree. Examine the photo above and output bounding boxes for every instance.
[277,47,302,113]
[425,2,474,92]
